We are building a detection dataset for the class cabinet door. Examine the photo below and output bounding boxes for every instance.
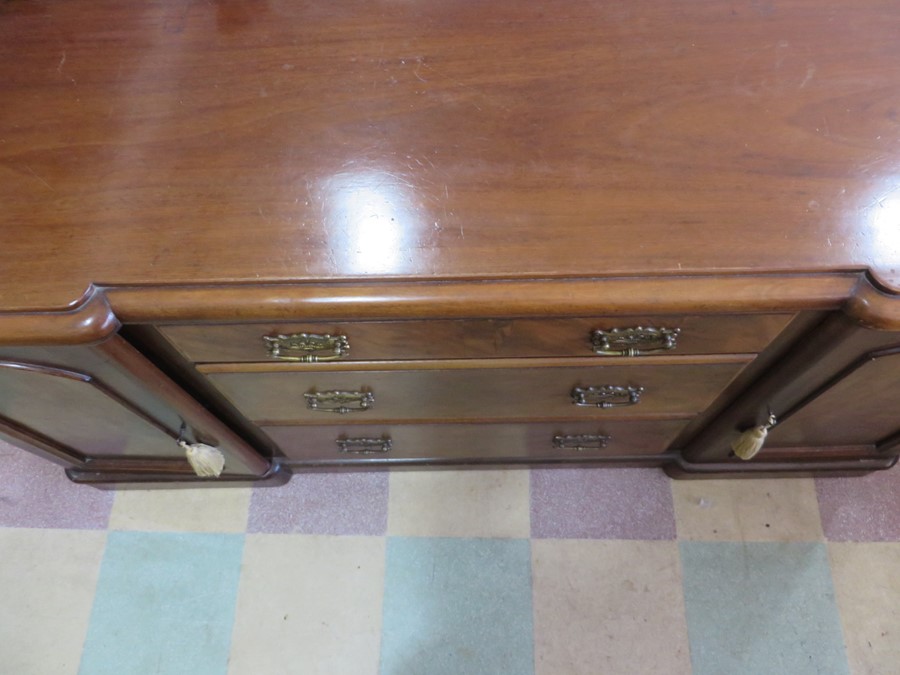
[0,361,184,459]
[768,348,900,451]
[0,336,270,480]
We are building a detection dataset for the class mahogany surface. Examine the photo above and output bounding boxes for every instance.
[262,419,690,462]
[681,314,900,462]
[0,361,185,459]
[0,338,271,476]
[767,347,900,447]
[160,314,793,363]
[2,0,900,315]
[2,1,900,482]
[202,358,748,423]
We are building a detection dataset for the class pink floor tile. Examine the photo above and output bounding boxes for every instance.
[816,468,900,541]
[248,471,388,535]
[0,444,113,529]
[531,467,676,540]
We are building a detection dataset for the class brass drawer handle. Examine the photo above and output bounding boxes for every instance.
[572,385,643,408]
[304,389,374,414]
[263,332,350,362]
[552,433,610,451]
[590,327,680,357]
[336,436,392,454]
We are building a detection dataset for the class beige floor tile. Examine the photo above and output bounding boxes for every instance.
[0,529,106,675]
[672,478,824,541]
[109,486,251,532]
[829,543,900,675]
[532,539,691,675]
[228,534,385,675]
[387,469,530,538]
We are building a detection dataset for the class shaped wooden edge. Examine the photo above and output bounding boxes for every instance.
[268,452,897,478]
[105,273,858,323]
[0,286,119,346]
[844,274,900,330]
[2,271,898,345]
[665,453,898,479]
[66,462,290,489]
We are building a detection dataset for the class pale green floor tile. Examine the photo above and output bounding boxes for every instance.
[79,531,244,675]
[681,541,849,675]
[380,537,534,675]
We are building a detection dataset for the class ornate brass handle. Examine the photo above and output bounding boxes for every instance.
[572,385,643,408]
[590,326,680,357]
[336,436,392,454]
[304,390,374,414]
[552,433,610,451]
[263,332,350,362]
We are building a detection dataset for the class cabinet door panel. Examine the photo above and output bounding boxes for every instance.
[768,349,900,448]
[0,335,271,478]
[0,361,183,459]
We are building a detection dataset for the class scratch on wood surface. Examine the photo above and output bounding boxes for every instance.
[24,165,54,191]
[57,51,76,85]
[799,63,816,88]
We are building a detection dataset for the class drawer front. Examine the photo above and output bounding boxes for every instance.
[202,359,747,423]
[263,419,690,462]
[160,314,793,363]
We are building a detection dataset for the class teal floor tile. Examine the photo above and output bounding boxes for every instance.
[79,531,244,675]
[680,541,848,675]
[380,537,534,675]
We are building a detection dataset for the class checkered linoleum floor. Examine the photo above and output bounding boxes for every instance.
[1,440,899,674]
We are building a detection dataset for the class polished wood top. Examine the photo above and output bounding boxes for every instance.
[2,0,899,312]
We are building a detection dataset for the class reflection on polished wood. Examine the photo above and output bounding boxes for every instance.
[2,2,900,482]
[2,0,900,314]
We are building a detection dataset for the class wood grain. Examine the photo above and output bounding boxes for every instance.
[160,313,793,363]
[262,419,690,461]
[1,0,899,314]
[106,275,854,322]
[680,314,900,462]
[0,336,271,476]
[0,289,119,346]
[204,360,747,423]
[0,360,182,458]
[768,348,900,447]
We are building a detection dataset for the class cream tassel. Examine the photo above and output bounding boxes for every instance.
[179,440,226,478]
[731,412,777,461]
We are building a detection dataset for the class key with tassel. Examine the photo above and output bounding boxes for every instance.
[177,424,226,478]
[731,411,777,461]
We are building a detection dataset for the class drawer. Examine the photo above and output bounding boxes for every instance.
[201,357,748,423]
[262,419,690,462]
[159,314,793,363]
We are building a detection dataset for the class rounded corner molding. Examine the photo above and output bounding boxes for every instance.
[866,266,900,297]
[0,286,121,346]
[844,274,900,331]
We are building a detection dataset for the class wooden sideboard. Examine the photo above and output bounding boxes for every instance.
[1,0,898,486]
